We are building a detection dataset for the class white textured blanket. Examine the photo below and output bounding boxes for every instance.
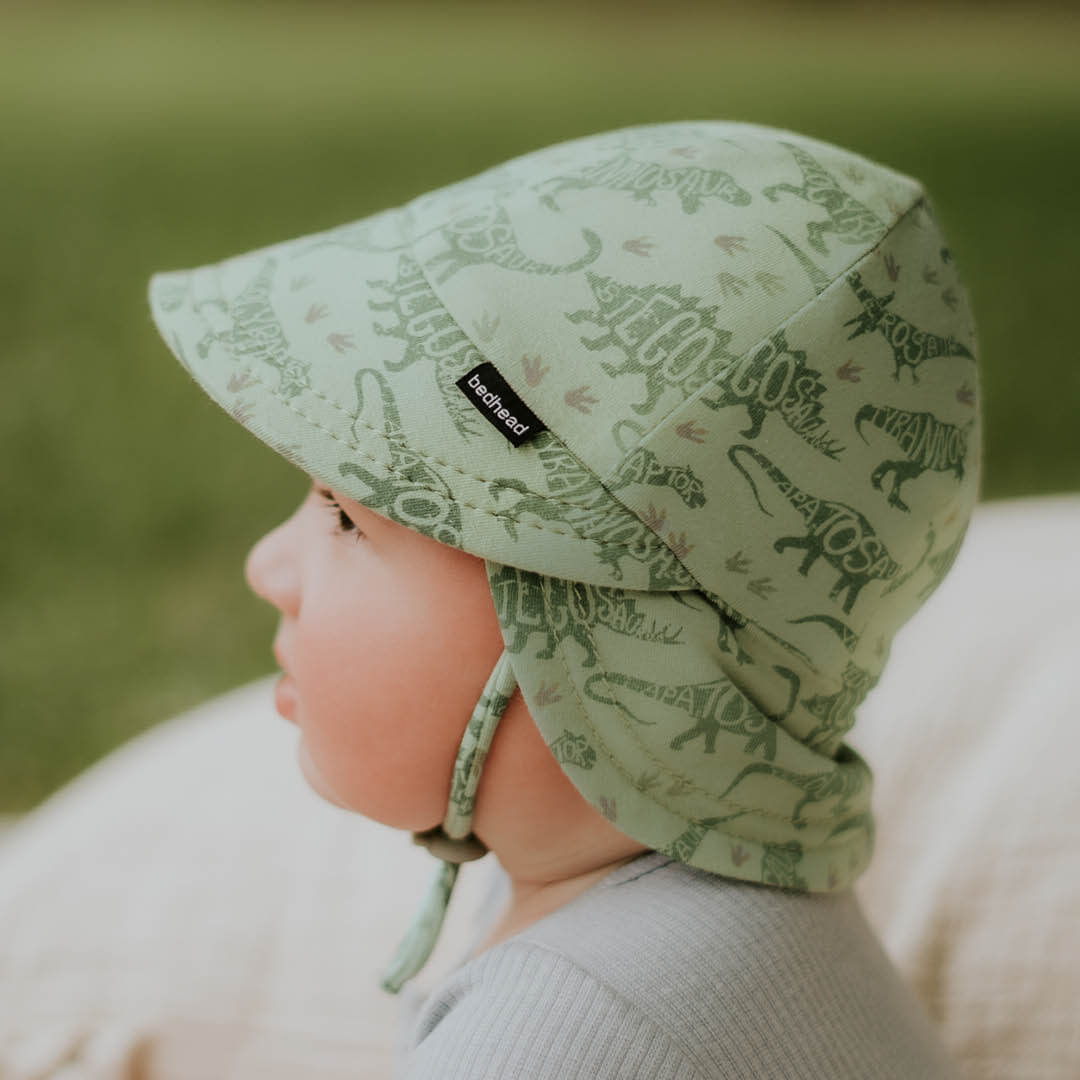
[0,495,1077,1079]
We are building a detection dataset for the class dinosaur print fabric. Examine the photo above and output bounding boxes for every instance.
[150,121,980,894]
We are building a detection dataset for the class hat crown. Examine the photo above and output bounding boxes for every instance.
[393,123,978,656]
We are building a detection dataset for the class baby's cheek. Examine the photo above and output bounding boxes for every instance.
[295,641,462,829]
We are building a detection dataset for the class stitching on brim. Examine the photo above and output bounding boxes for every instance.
[177,256,686,560]
[232,360,686,558]
[402,238,712,594]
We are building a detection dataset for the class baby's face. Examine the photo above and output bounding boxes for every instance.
[244,479,507,829]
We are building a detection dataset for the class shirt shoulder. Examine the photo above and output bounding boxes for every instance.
[406,854,958,1079]
[406,937,707,1080]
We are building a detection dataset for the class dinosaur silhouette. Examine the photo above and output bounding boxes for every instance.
[583,671,778,761]
[567,273,741,416]
[728,444,899,614]
[608,446,707,508]
[845,270,973,383]
[549,730,597,770]
[194,258,311,400]
[760,840,809,890]
[367,254,486,439]
[699,328,845,459]
[489,435,697,590]
[715,752,868,830]
[762,143,887,255]
[671,591,754,666]
[337,368,463,549]
[789,613,860,653]
[854,402,970,511]
[766,226,831,294]
[667,818,719,863]
[537,153,751,214]
[424,203,601,284]
[799,661,877,756]
[488,564,684,670]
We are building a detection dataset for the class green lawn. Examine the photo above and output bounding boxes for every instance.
[2,2,1079,811]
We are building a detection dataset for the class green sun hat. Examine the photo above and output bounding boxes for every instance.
[149,120,981,987]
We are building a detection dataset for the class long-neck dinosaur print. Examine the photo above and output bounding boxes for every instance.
[537,153,752,214]
[567,273,740,416]
[367,254,487,439]
[789,613,860,653]
[337,368,463,549]
[487,564,683,670]
[194,258,311,399]
[423,203,602,284]
[766,226,832,295]
[489,435,697,590]
[714,751,869,831]
[583,671,778,761]
[845,270,972,383]
[698,328,845,459]
[728,444,899,614]
[855,402,970,512]
[762,143,887,255]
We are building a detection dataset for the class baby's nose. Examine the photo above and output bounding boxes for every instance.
[244,524,301,616]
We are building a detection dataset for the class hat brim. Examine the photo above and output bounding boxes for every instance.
[148,209,694,593]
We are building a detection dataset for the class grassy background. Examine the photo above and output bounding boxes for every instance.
[2,2,1079,812]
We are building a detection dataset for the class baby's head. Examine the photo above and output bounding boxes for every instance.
[243,480,643,873]
[150,119,980,984]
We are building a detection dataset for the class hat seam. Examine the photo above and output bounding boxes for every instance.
[596,192,928,500]
[398,187,926,599]
[398,233,713,593]
[401,206,721,596]
[237,363,680,557]
[540,564,870,837]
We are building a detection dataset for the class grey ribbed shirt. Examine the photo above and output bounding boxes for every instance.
[402,852,956,1078]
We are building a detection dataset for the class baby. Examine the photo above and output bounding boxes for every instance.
[149,121,976,1077]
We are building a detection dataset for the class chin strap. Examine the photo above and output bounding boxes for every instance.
[380,650,518,993]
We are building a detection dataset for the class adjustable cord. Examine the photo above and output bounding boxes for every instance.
[380,651,518,993]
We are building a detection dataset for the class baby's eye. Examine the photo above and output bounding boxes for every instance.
[316,487,364,539]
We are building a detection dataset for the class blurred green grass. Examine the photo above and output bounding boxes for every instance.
[2,2,1079,811]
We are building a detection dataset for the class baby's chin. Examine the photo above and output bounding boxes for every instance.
[294,737,448,833]
[297,739,353,811]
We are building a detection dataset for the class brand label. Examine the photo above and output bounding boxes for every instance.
[455,362,548,447]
